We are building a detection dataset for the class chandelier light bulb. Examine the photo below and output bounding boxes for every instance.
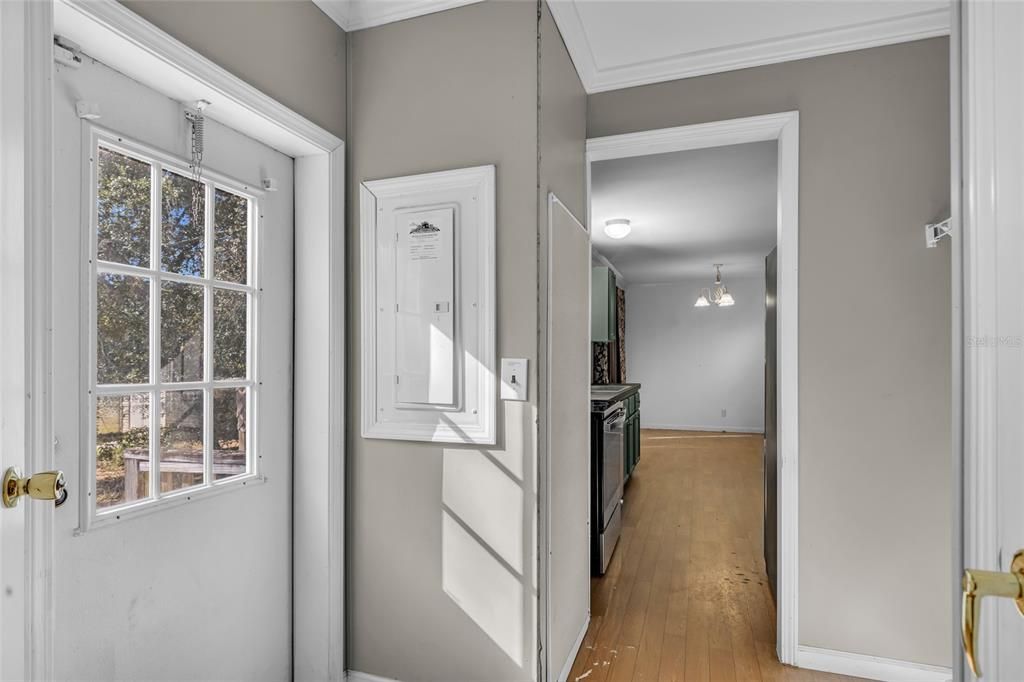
[696,265,737,308]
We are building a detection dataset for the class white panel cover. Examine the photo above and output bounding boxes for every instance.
[395,207,455,406]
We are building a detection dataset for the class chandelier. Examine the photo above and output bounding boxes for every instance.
[694,264,735,307]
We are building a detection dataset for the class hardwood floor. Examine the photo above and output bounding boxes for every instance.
[566,429,862,682]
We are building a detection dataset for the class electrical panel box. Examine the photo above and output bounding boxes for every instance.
[360,166,496,444]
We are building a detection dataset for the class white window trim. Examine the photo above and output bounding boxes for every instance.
[81,125,266,531]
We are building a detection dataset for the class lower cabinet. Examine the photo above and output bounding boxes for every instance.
[624,392,641,480]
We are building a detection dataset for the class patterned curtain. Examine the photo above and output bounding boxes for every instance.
[616,288,626,381]
[592,342,610,384]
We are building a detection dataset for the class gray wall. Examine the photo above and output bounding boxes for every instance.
[538,2,589,677]
[346,3,541,680]
[539,2,587,220]
[119,0,347,138]
[627,275,767,433]
[589,38,952,666]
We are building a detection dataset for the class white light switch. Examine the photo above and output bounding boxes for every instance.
[500,358,528,401]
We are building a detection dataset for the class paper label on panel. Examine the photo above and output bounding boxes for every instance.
[395,207,456,407]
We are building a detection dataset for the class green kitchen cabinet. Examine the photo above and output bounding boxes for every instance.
[591,266,617,343]
[624,391,641,479]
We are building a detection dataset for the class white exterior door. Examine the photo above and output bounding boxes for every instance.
[50,50,294,680]
[962,0,1024,679]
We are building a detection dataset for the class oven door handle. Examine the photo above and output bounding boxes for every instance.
[605,410,625,431]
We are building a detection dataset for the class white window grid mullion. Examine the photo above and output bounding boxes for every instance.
[95,380,253,395]
[203,181,215,485]
[85,133,100,527]
[88,132,263,524]
[150,160,163,502]
[248,197,259,478]
[96,261,254,294]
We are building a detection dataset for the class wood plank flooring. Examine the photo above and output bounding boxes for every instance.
[566,429,863,682]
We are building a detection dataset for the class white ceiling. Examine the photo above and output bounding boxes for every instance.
[549,0,950,92]
[312,0,483,32]
[591,141,777,284]
[314,1,950,92]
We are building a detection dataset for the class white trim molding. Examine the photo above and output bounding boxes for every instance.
[557,615,590,682]
[959,0,1024,680]
[642,424,765,434]
[548,2,950,94]
[313,0,484,32]
[796,646,953,682]
[54,0,337,157]
[347,672,403,682]
[36,2,347,680]
[587,111,800,665]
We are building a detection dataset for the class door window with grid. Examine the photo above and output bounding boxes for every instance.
[90,132,259,518]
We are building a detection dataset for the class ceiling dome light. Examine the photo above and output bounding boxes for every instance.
[604,218,631,240]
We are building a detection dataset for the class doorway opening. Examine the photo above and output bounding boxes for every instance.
[562,113,802,680]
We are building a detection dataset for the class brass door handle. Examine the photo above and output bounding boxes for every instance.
[962,550,1024,677]
[1,467,68,508]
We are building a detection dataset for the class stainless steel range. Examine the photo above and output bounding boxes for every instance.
[592,400,625,574]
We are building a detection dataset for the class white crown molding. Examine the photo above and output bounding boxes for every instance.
[796,646,953,682]
[548,2,951,94]
[313,0,485,32]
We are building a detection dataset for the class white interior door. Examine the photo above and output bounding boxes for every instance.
[962,0,1024,679]
[50,52,294,680]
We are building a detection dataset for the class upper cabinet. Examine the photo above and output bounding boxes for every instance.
[592,265,617,343]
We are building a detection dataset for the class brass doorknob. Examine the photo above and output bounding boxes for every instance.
[1,467,68,508]
[961,550,1024,677]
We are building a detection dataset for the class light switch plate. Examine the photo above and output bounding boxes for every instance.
[500,358,528,401]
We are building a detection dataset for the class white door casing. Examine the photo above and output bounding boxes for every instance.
[961,0,1024,680]
[584,112,800,664]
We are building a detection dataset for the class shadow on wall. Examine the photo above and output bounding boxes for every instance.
[440,402,537,671]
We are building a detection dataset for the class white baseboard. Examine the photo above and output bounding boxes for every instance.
[558,615,591,682]
[796,646,952,682]
[642,423,764,434]
[347,672,403,682]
